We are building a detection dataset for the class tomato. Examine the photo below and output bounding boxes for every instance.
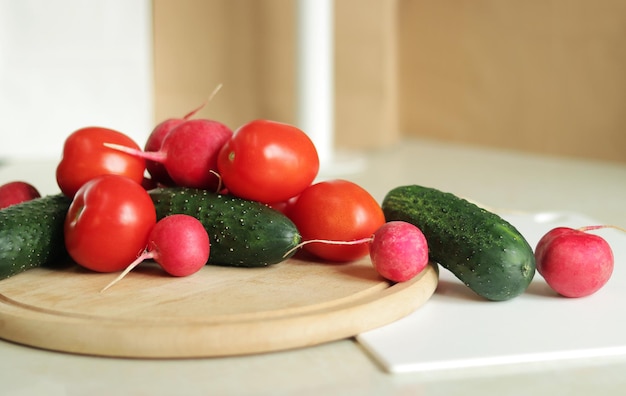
[64,174,157,273]
[217,119,319,204]
[56,127,146,197]
[288,179,386,262]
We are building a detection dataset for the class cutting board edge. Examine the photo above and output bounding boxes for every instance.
[0,264,439,358]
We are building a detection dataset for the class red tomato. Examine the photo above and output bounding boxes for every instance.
[288,179,386,262]
[217,119,319,204]
[56,127,146,197]
[64,174,157,272]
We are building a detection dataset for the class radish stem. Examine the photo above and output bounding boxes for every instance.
[103,142,167,163]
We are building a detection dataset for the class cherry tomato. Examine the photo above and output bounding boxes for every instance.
[217,119,319,204]
[56,127,146,197]
[288,179,386,262]
[64,174,157,273]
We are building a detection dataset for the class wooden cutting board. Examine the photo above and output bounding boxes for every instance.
[0,257,438,358]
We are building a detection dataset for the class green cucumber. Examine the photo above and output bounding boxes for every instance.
[382,185,535,301]
[0,194,72,280]
[149,187,301,267]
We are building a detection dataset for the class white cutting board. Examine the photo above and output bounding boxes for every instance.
[357,211,626,373]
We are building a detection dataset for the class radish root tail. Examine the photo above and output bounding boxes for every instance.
[100,252,153,293]
[282,237,373,259]
[578,225,626,234]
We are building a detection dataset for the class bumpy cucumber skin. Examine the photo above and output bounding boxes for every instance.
[0,194,72,280]
[149,187,301,267]
[382,185,535,301]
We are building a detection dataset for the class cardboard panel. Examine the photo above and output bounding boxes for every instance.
[335,0,401,149]
[399,0,626,163]
[153,0,294,131]
[153,0,399,150]
[153,1,626,162]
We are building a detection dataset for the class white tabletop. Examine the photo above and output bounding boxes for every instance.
[1,138,626,396]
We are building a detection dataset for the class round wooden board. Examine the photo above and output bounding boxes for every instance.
[0,257,438,358]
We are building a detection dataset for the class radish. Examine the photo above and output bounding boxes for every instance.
[284,221,429,283]
[0,181,41,209]
[534,225,620,298]
[111,85,226,189]
[144,118,185,186]
[101,214,210,292]
[144,103,207,186]
[369,221,429,282]
[105,119,233,190]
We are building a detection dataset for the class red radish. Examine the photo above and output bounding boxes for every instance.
[283,221,429,283]
[105,119,233,190]
[268,195,298,216]
[101,214,210,292]
[0,181,41,209]
[141,176,159,191]
[535,226,616,298]
[144,103,206,186]
[143,85,223,186]
[369,221,429,282]
[144,118,184,186]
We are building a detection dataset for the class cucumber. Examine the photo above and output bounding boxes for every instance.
[149,187,301,267]
[382,185,535,301]
[0,194,72,280]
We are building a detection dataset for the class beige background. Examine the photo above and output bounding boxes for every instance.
[153,0,626,164]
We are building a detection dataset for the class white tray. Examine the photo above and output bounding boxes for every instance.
[356,211,626,373]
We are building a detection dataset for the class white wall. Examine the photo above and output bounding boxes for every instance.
[0,0,153,160]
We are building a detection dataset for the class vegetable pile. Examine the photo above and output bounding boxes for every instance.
[0,106,620,300]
